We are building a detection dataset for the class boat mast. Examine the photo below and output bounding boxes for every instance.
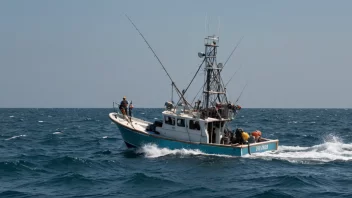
[200,35,229,118]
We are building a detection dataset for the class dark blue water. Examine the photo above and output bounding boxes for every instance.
[1,108,352,198]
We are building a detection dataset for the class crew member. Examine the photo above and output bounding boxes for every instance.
[235,128,244,144]
[119,96,128,115]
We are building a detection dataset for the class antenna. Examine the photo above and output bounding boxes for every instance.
[217,16,220,37]
[205,14,207,37]
[207,14,210,36]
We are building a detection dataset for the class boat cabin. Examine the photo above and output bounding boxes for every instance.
[155,110,229,144]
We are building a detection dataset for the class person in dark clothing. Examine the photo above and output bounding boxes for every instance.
[128,101,134,117]
[212,128,216,143]
[235,128,244,144]
[119,96,128,115]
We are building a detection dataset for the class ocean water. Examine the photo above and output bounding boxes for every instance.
[1,108,352,198]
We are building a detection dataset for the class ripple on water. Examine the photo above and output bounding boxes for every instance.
[124,172,177,185]
[249,189,295,198]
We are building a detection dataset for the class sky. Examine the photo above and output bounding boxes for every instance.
[0,0,352,108]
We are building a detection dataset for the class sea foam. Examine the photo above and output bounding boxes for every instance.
[137,144,233,158]
[6,135,27,140]
[247,135,352,163]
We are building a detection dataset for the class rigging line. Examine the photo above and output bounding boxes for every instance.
[191,81,207,105]
[175,59,205,106]
[235,82,248,104]
[174,86,194,107]
[183,46,215,96]
[224,65,242,87]
[125,15,190,106]
[184,59,205,94]
[171,82,174,102]
[175,46,215,106]
[223,36,244,68]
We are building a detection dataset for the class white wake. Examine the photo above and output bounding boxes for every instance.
[248,135,352,163]
[137,144,233,158]
[137,144,206,158]
[137,135,352,163]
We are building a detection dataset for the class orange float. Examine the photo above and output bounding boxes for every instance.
[251,130,262,137]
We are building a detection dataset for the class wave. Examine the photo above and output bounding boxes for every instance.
[44,156,94,171]
[94,150,112,155]
[0,190,45,197]
[248,134,352,163]
[249,189,294,198]
[0,160,47,174]
[5,135,26,141]
[123,172,180,186]
[151,187,213,198]
[53,132,62,135]
[45,172,98,186]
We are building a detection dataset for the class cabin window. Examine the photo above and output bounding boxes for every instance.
[164,116,175,125]
[189,120,200,130]
[177,119,185,127]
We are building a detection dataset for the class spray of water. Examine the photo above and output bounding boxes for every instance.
[137,144,233,158]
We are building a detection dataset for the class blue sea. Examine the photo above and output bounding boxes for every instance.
[1,108,351,198]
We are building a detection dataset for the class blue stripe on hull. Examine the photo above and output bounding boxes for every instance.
[115,123,277,156]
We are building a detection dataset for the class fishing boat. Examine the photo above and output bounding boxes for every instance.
[109,16,279,156]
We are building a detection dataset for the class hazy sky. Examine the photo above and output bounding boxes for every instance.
[1,1,352,108]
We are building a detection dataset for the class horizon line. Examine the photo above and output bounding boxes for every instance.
[0,107,351,109]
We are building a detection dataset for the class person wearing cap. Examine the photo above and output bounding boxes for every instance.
[119,96,128,115]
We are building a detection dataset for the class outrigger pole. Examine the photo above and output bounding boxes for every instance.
[125,15,192,107]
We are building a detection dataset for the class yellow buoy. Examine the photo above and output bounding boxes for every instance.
[242,132,249,141]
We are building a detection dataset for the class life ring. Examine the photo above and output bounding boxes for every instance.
[251,130,262,137]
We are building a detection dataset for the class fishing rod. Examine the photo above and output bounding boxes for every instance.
[223,36,244,68]
[125,15,191,106]
[224,65,242,87]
